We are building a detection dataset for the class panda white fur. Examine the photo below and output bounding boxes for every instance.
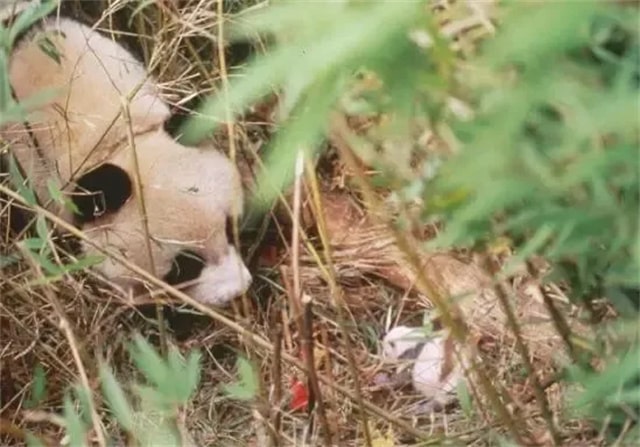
[382,325,465,410]
[0,3,252,305]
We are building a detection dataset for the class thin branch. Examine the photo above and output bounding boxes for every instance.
[290,149,333,444]
[270,323,283,447]
[484,255,561,446]
[303,155,374,447]
[526,260,580,363]
[301,294,332,447]
[121,98,167,356]
[290,149,305,329]
[216,0,252,323]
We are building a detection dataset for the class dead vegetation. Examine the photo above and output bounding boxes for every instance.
[0,0,623,446]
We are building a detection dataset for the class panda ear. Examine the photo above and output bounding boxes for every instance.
[72,163,132,224]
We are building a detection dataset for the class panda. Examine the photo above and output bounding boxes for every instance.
[0,2,252,306]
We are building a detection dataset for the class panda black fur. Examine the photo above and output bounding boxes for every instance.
[0,1,252,305]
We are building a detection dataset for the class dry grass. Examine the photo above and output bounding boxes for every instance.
[0,0,609,446]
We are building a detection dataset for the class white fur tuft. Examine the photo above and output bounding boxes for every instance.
[188,247,252,306]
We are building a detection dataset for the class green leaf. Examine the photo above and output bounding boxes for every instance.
[30,251,60,276]
[6,86,59,115]
[177,44,297,144]
[496,436,520,447]
[457,380,474,419]
[35,216,48,241]
[128,334,167,389]
[62,394,88,447]
[21,237,45,251]
[24,363,47,409]
[501,224,554,275]
[248,75,339,212]
[7,153,37,206]
[71,384,94,426]
[25,433,46,447]
[184,351,202,399]
[46,178,64,204]
[8,0,58,49]
[572,347,640,409]
[227,2,342,42]
[222,356,258,401]
[484,1,601,69]
[420,315,435,335]
[0,50,12,113]
[99,363,135,433]
[47,177,79,214]
[63,255,105,273]
[131,384,183,444]
[166,346,201,403]
[606,387,640,406]
[0,26,9,50]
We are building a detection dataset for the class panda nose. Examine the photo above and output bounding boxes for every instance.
[163,250,206,286]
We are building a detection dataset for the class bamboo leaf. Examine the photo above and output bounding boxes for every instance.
[62,394,88,447]
[99,363,135,433]
[222,356,258,401]
[8,0,58,48]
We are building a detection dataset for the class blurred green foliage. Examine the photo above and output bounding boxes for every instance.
[24,335,203,447]
[179,1,449,209]
[223,355,260,401]
[430,3,638,304]
[182,0,639,442]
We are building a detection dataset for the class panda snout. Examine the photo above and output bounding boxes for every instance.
[186,246,252,306]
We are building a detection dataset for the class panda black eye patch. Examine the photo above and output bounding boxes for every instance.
[72,163,132,224]
[163,250,206,286]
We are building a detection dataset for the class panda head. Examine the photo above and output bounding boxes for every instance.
[2,14,251,305]
[69,131,252,306]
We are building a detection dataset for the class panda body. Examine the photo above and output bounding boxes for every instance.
[1,9,252,305]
